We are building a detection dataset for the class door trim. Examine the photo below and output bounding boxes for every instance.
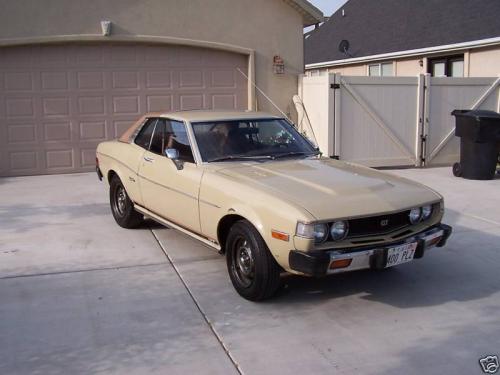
[134,204,221,250]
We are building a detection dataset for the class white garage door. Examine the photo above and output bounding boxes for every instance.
[0,43,248,176]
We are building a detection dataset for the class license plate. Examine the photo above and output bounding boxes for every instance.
[385,242,417,268]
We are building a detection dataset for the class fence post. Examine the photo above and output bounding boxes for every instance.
[416,74,425,167]
[332,73,341,158]
[421,74,431,167]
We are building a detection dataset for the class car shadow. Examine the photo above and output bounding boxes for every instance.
[265,210,500,309]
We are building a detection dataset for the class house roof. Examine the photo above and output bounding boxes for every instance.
[305,0,500,66]
[283,0,324,26]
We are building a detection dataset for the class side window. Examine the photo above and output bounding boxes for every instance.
[134,118,157,149]
[165,120,195,163]
[149,120,166,155]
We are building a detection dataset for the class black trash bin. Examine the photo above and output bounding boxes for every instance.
[451,109,500,180]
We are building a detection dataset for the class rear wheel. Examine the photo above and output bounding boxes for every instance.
[109,175,143,228]
[226,221,282,301]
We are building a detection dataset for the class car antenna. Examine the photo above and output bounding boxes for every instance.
[237,68,319,148]
[236,68,291,121]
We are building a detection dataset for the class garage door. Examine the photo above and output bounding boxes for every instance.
[0,43,248,176]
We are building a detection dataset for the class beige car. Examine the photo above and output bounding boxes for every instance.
[96,111,452,301]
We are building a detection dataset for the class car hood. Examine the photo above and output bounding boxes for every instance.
[214,158,441,220]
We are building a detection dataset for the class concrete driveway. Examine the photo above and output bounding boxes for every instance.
[1,167,499,375]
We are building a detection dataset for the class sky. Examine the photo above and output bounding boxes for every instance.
[308,0,348,17]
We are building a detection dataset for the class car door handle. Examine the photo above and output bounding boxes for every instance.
[143,156,154,163]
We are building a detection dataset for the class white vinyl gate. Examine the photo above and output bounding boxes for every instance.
[298,73,500,167]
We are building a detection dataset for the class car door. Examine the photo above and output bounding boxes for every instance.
[138,118,203,233]
[120,117,157,206]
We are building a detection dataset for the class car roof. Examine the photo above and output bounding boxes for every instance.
[155,110,282,122]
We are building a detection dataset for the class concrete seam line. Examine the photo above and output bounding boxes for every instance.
[0,262,169,280]
[463,213,500,227]
[150,228,244,375]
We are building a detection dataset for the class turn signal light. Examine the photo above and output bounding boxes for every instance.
[271,230,289,242]
[427,236,442,247]
[329,259,352,269]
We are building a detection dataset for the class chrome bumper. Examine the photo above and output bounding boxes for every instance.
[288,224,452,277]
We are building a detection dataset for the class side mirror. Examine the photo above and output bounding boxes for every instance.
[165,148,179,160]
[164,148,183,170]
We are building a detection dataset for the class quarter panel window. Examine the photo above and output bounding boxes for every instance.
[134,118,157,150]
[149,120,165,155]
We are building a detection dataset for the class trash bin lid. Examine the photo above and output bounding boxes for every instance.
[452,109,500,121]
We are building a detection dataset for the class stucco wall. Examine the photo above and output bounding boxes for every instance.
[394,57,424,76]
[310,45,500,78]
[327,63,365,76]
[469,46,500,77]
[0,0,304,118]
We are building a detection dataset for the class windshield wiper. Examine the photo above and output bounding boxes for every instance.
[271,151,321,159]
[208,155,274,162]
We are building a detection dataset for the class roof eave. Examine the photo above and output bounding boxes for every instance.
[283,0,324,27]
[306,36,500,69]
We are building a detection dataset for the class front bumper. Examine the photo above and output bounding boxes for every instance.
[288,224,452,277]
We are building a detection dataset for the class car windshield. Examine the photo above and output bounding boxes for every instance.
[191,118,317,162]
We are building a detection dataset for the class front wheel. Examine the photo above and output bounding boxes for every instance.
[109,175,143,228]
[226,221,282,301]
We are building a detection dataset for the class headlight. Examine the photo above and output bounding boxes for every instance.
[421,205,433,220]
[409,207,422,224]
[330,220,348,241]
[296,222,329,243]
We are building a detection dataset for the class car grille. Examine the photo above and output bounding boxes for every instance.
[348,210,411,238]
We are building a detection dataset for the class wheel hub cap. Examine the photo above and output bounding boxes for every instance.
[116,187,126,215]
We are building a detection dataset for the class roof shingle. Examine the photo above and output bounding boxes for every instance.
[305,0,500,65]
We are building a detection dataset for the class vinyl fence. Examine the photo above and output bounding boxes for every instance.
[297,73,500,167]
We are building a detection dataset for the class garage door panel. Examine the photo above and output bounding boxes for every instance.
[7,123,38,144]
[5,147,42,175]
[112,96,140,115]
[4,72,35,91]
[76,71,106,90]
[45,149,75,170]
[77,96,106,116]
[41,71,69,90]
[0,46,34,68]
[146,95,173,112]
[78,120,108,142]
[5,97,36,118]
[43,121,72,143]
[0,43,248,176]
[42,97,71,118]
[211,94,237,110]
[39,45,70,66]
[145,71,172,89]
[112,71,140,89]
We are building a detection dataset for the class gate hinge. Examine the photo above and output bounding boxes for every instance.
[330,155,340,160]
[420,135,427,142]
[330,83,340,89]
[421,157,426,162]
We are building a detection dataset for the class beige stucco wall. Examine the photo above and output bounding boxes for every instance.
[328,63,365,76]
[310,45,500,78]
[469,46,500,77]
[0,0,305,119]
[394,57,424,76]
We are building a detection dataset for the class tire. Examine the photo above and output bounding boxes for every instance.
[226,220,282,301]
[109,175,143,228]
[452,162,462,177]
